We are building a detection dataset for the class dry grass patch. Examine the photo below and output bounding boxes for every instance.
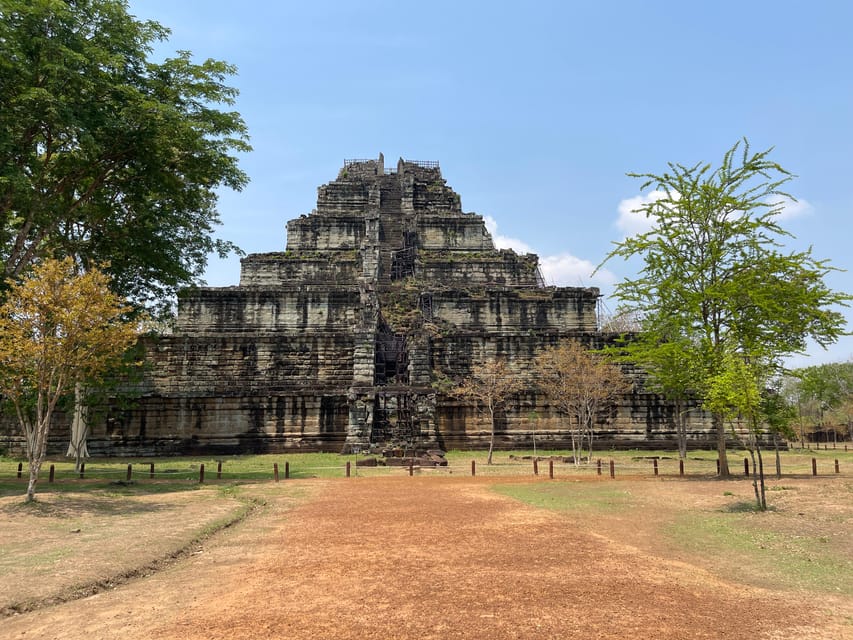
[0,485,249,613]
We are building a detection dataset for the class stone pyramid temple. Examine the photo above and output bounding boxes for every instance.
[73,155,709,455]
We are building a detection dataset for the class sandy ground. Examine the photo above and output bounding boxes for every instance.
[2,475,850,640]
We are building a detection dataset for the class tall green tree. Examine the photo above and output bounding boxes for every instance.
[0,0,250,314]
[0,258,138,502]
[599,140,847,476]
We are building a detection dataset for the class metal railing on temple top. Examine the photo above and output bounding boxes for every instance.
[405,159,440,169]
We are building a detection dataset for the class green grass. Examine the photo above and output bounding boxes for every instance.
[0,446,850,497]
[666,511,853,595]
[492,482,636,514]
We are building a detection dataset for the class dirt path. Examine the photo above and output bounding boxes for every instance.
[2,476,843,639]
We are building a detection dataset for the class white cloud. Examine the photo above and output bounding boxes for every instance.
[772,195,814,221]
[483,215,614,290]
[616,192,813,233]
[540,253,616,289]
[615,190,669,236]
[483,215,533,254]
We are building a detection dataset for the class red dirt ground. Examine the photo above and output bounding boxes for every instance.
[2,476,848,639]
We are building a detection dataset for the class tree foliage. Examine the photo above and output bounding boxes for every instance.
[599,140,848,476]
[783,361,853,442]
[0,0,250,314]
[535,340,631,465]
[0,258,138,501]
[453,359,524,465]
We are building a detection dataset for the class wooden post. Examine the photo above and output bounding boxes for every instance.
[597,459,602,476]
[548,459,554,479]
[533,459,539,476]
[199,464,205,484]
[149,462,154,479]
[346,461,351,478]
[274,463,279,482]
[471,460,476,477]
[409,459,414,476]
[609,459,615,479]
[126,464,132,482]
[835,459,840,474]
[217,461,222,480]
[744,458,750,477]
[653,459,658,476]
[17,462,23,479]
[812,458,817,476]
[285,461,290,479]
[49,464,55,483]
[79,463,85,479]
[679,459,684,476]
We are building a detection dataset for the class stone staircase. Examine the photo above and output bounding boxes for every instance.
[378,178,403,284]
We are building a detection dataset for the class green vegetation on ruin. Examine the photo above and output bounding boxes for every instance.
[267,250,359,262]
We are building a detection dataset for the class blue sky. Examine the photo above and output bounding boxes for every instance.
[128,0,853,367]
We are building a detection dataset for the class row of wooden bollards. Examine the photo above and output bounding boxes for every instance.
[13,456,845,483]
[810,443,849,451]
[714,457,841,477]
[18,461,292,484]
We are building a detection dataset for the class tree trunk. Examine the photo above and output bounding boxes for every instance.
[66,381,89,472]
[714,412,730,477]
[26,460,41,503]
[748,445,761,509]
[756,445,767,511]
[570,411,582,466]
[675,400,687,459]
[26,418,50,503]
[585,408,594,464]
[773,433,782,480]
[487,406,495,465]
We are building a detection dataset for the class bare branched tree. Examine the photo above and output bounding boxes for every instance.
[535,341,631,465]
[454,359,524,464]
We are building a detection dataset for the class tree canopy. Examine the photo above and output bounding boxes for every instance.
[600,140,848,475]
[0,258,138,501]
[0,0,250,314]
[783,361,853,441]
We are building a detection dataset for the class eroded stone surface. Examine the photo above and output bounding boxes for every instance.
[10,156,716,456]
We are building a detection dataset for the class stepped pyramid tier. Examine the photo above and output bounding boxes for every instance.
[7,155,716,456]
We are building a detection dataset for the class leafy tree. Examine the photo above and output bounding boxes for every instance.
[788,361,853,444]
[535,340,631,465]
[705,350,797,509]
[599,140,848,476]
[780,373,815,446]
[760,387,797,480]
[605,314,701,459]
[453,359,523,465]
[0,0,250,314]
[704,350,769,508]
[0,258,138,501]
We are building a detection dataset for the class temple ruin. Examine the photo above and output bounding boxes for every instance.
[12,155,716,456]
